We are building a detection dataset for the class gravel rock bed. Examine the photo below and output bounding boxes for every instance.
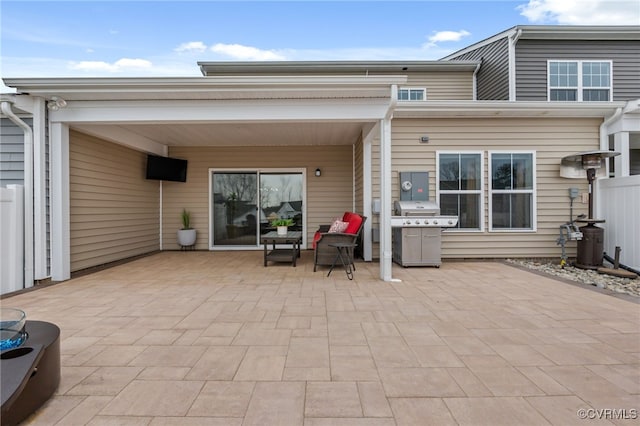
[506,259,639,298]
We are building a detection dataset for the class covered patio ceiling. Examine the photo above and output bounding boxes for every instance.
[72,120,369,147]
[5,75,405,151]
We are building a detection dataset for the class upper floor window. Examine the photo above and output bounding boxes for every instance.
[398,87,426,101]
[548,60,612,102]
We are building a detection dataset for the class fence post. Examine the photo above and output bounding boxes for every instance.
[1,185,24,295]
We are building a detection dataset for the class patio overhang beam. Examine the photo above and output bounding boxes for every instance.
[3,76,408,102]
[394,100,627,118]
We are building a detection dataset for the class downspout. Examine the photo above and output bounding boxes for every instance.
[380,85,397,282]
[1,100,34,289]
[472,61,482,101]
[507,28,522,101]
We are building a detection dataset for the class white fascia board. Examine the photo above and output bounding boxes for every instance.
[441,25,640,60]
[3,76,408,100]
[441,27,516,60]
[393,101,626,118]
[49,98,393,123]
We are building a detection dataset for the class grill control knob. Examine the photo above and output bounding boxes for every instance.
[448,220,453,225]
[424,219,430,225]
[433,220,438,225]
[414,219,420,225]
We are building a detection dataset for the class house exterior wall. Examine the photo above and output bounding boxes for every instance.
[165,145,355,250]
[1,117,31,186]
[401,71,475,100]
[445,38,510,100]
[370,116,601,259]
[515,39,640,101]
[69,130,160,272]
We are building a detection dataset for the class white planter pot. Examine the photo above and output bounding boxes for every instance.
[277,226,288,236]
[177,229,196,246]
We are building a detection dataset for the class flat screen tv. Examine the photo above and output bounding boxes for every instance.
[145,155,188,182]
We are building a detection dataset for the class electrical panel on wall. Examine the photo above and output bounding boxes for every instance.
[399,171,429,201]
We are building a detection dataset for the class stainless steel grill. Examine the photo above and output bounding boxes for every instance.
[391,200,458,267]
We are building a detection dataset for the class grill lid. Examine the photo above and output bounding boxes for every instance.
[394,200,440,216]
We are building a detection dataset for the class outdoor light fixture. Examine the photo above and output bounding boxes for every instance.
[315,168,321,177]
[47,96,67,111]
[420,136,430,143]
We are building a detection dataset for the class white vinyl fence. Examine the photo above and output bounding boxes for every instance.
[597,175,640,271]
[1,185,24,295]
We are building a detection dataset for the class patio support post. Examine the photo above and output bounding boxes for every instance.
[32,97,48,280]
[50,122,71,281]
[379,116,393,281]
[613,132,630,177]
[362,124,375,262]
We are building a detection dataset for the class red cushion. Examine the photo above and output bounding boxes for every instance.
[342,212,363,235]
[312,231,322,249]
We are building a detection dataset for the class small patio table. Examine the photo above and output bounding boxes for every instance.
[261,231,303,267]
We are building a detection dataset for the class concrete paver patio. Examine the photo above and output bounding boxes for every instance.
[4,251,639,425]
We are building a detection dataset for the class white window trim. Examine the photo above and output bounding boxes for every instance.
[547,60,613,102]
[436,150,484,232]
[398,87,427,101]
[488,151,537,232]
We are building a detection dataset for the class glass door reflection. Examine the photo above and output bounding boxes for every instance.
[259,173,304,236]
[212,172,258,246]
[212,170,303,248]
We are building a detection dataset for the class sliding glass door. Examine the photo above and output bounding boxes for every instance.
[211,170,304,248]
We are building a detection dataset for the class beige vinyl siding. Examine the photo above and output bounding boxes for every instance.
[371,117,601,259]
[69,130,160,272]
[401,71,474,100]
[165,145,354,250]
[354,135,364,212]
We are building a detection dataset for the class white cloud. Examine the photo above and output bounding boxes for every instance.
[175,41,208,53]
[210,43,286,61]
[69,58,153,73]
[424,30,471,48]
[518,0,640,24]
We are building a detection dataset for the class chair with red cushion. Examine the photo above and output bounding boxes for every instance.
[313,213,367,272]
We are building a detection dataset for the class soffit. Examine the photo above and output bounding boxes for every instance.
[72,121,366,147]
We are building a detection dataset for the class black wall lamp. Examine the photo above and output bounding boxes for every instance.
[315,168,321,177]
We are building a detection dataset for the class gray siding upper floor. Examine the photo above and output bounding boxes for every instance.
[447,38,510,100]
[0,117,31,186]
[515,39,640,101]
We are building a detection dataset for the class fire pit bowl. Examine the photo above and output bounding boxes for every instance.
[0,308,27,351]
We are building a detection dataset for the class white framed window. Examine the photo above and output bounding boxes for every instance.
[436,151,483,231]
[398,87,426,101]
[489,151,536,231]
[548,60,612,102]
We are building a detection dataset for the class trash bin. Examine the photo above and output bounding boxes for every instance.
[576,224,604,269]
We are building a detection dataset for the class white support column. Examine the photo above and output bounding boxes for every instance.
[50,122,71,281]
[379,117,393,281]
[362,124,374,262]
[32,97,48,280]
[614,132,630,177]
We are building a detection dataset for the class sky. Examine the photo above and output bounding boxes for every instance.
[1,0,639,86]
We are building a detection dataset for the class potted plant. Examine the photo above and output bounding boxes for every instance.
[272,218,294,236]
[177,209,197,247]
